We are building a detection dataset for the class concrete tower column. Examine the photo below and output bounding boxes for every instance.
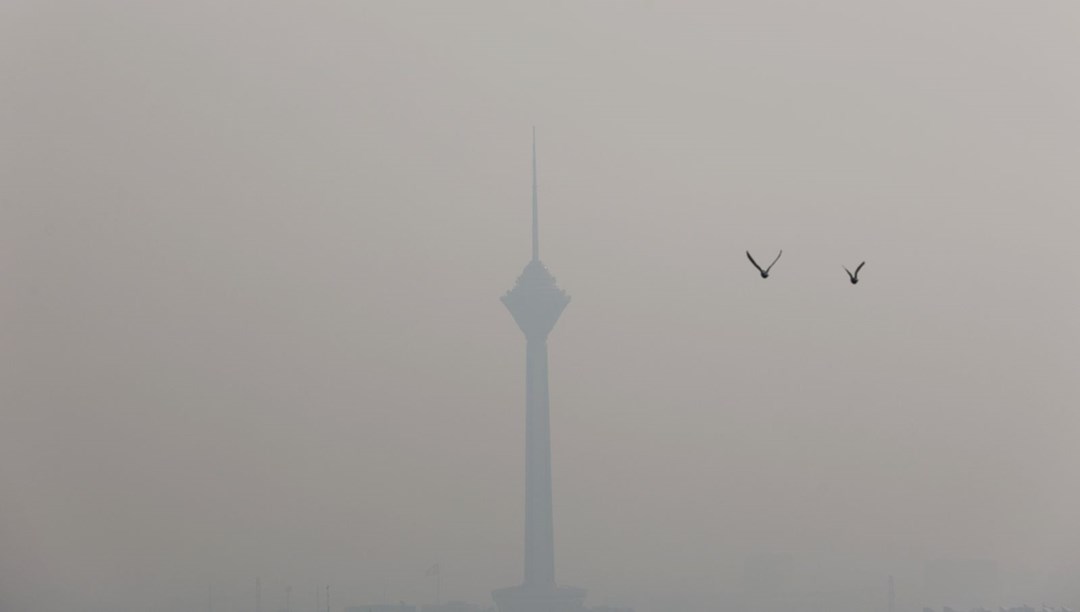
[524,336,555,588]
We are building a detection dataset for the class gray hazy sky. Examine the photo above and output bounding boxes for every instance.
[2,3,1080,612]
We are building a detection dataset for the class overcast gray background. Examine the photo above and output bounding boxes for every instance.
[2,2,1079,612]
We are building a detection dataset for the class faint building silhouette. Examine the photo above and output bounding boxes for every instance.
[743,554,795,596]
[923,559,999,610]
[347,604,418,612]
[422,601,491,612]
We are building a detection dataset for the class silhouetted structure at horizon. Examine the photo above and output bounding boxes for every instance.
[493,131,586,612]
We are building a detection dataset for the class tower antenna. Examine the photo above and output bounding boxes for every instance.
[531,127,539,262]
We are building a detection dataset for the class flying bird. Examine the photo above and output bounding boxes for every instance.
[746,250,782,278]
[844,261,866,284]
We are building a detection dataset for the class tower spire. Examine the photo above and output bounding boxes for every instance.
[532,126,539,262]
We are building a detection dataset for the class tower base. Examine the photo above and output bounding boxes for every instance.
[492,584,586,612]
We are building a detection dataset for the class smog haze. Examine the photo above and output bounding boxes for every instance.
[2,3,1079,612]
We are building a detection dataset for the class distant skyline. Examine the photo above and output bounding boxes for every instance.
[3,2,1080,612]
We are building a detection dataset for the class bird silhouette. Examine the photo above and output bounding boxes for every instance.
[844,261,866,284]
[746,250,782,278]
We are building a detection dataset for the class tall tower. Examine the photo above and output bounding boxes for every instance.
[493,130,586,612]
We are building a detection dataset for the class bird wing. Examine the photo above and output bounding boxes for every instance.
[764,250,782,273]
[746,251,764,273]
[855,261,866,276]
[843,266,854,280]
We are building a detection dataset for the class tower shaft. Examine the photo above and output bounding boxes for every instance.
[523,337,555,587]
